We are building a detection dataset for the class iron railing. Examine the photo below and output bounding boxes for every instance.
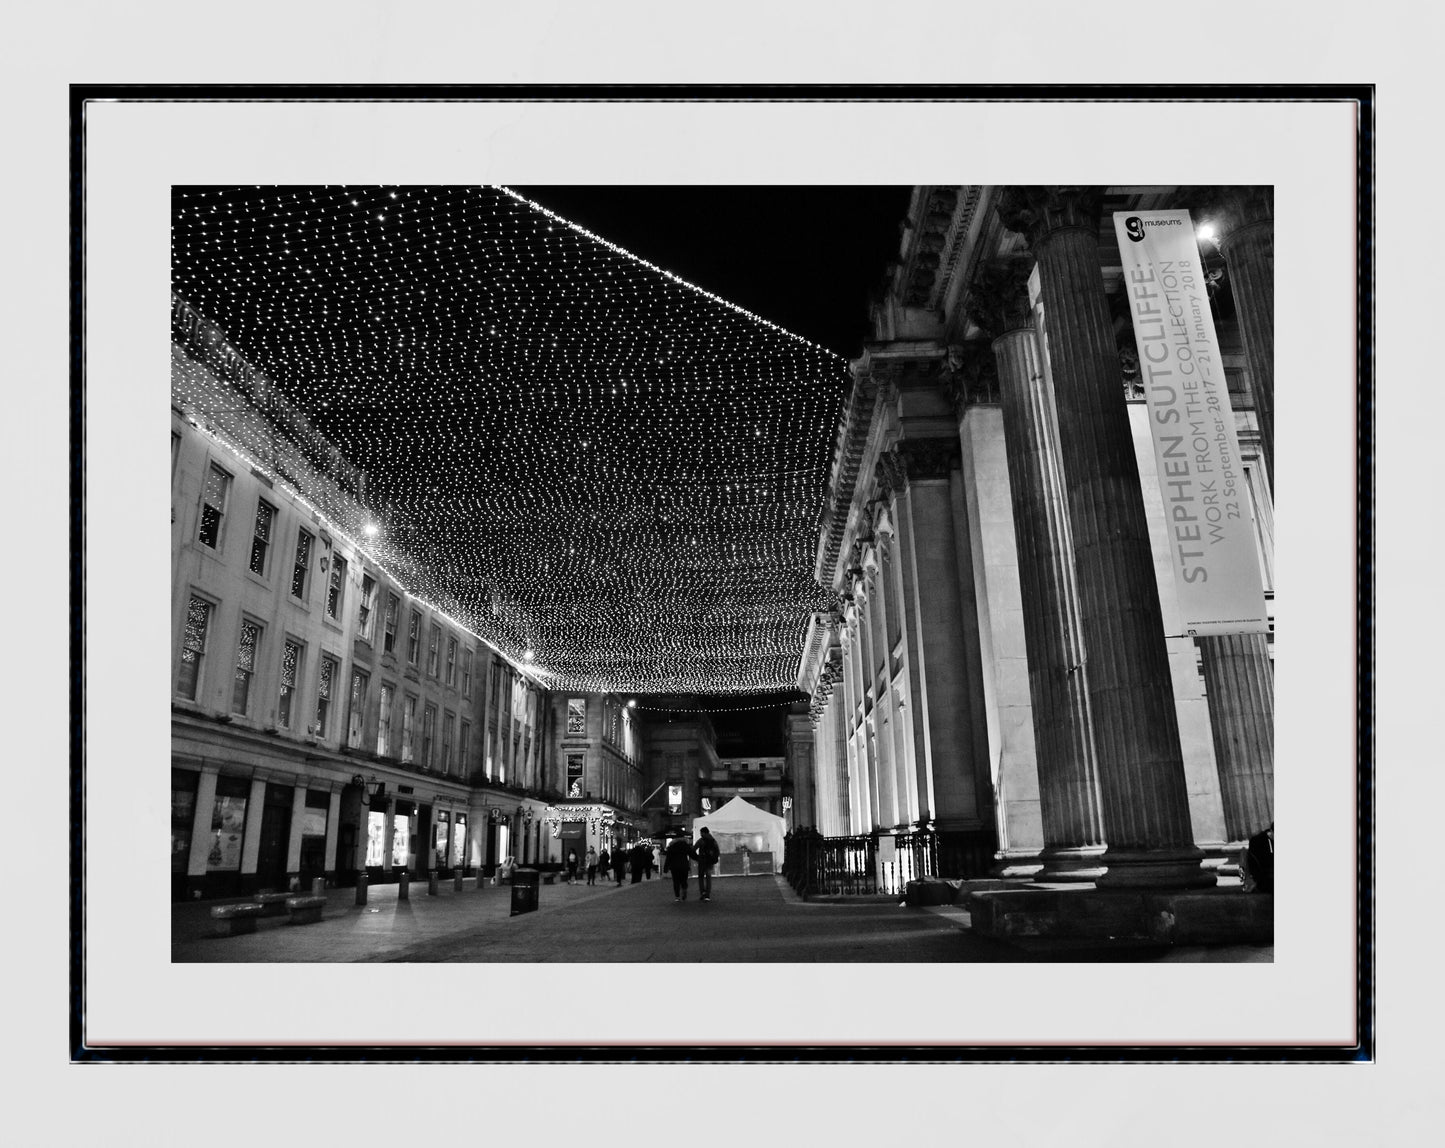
[784,825,995,898]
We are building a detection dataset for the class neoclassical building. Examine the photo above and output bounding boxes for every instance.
[795,186,1274,894]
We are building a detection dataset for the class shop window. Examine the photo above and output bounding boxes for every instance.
[407,611,422,664]
[207,775,251,873]
[365,809,388,866]
[566,753,585,798]
[248,499,276,576]
[383,592,399,655]
[347,669,369,749]
[452,815,468,868]
[325,554,347,621]
[315,654,339,738]
[278,639,303,728]
[427,623,441,676]
[377,682,394,757]
[422,703,436,767]
[401,694,417,762]
[177,595,212,700]
[231,619,261,715]
[291,529,313,600]
[445,635,457,687]
[197,463,231,549]
[358,574,376,641]
[172,769,199,874]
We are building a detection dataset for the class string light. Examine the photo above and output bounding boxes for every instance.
[171,185,849,694]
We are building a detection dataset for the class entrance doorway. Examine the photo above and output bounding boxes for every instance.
[255,782,293,891]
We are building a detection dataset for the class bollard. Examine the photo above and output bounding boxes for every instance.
[312,877,326,898]
[428,870,440,896]
[454,870,465,893]
[398,870,410,900]
[355,871,369,907]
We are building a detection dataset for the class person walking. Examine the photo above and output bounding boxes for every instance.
[645,845,656,880]
[691,826,720,902]
[566,847,580,885]
[664,832,692,901]
[585,846,598,886]
[629,841,647,884]
[612,845,626,886]
[597,847,610,885]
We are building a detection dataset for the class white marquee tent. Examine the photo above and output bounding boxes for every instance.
[690,796,786,873]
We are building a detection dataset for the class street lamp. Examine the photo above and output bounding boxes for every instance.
[351,774,385,805]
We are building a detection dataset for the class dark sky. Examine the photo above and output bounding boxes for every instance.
[510,186,913,363]
[510,187,912,753]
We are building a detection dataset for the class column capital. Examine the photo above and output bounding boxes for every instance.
[895,436,962,481]
[1178,185,1273,250]
[995,186,1105,249]
[964,254,1037,342]
[946,338,1000,410]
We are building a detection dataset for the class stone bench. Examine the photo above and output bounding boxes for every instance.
[285,894,326,925]
[209,903,264,937]
[255,892,293,917]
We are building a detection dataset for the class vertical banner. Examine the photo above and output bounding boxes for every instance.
[1113,210,1269,636]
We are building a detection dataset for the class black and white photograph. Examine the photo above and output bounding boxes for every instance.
[14,11,1421,1134]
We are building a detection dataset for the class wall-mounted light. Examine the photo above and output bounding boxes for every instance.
[351,774,385,805]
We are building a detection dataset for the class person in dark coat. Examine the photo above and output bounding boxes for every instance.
[629,841,647,883]
[1244,823,1274,893]
[597,848,610,885]
[611,845,626,885]
[691,826,720,902]
[664,833,692,901]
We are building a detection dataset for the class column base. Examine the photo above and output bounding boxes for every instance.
[990,849,1045,879]
[1095,847,1217,890]
[1036,845,1108,883]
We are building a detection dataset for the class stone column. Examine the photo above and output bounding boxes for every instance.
[1198,632,1275,839]
[888,437,994,866]
[1213,188,1274,495]
[969,256,1106,881]
[996,186,1211,888]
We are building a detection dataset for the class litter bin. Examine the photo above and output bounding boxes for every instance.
[510,868,541,917]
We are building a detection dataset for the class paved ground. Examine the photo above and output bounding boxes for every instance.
[173,872,1273,963]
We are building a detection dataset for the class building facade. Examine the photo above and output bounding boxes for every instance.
[795,186,1275,890]
[171,298,569,899]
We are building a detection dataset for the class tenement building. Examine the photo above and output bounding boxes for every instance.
[171,297,563,899]
[795,186,1275,902]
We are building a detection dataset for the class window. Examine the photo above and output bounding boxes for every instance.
[326,554,346,621]
[566,753,585,799]
[462,649,473,695]
[248,499,276,576]
[567,698,587,736]
[291,529,313,599]
[442,712,454,774]
[459,721,471,774]
[347,669,369,749]
[177,595,211,699]
[422,704,436,767]
[358,574,376,640]
[278,640,303,729]
[377,683,394,757]
[232,619,261,715]
[401,695,417,762]
[171,432,180,480]
[197,463,231,549]
[445,635,457,687]
[407,611,421,664]
[383,593,399,654]
[315,655,339,737]
[427,624,441,676]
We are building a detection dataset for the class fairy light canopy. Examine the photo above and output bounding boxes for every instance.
[171,185,858,694]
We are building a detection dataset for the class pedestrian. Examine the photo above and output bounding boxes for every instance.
[1242,823,1274,893]
[629,841,647,884]
[645,845,656,880]
[691,826,720,902]
[585,846,598,886]
[566,847,580,885]
[597,847,611,885]
[612,845,626,885]
[664,832,692,901]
